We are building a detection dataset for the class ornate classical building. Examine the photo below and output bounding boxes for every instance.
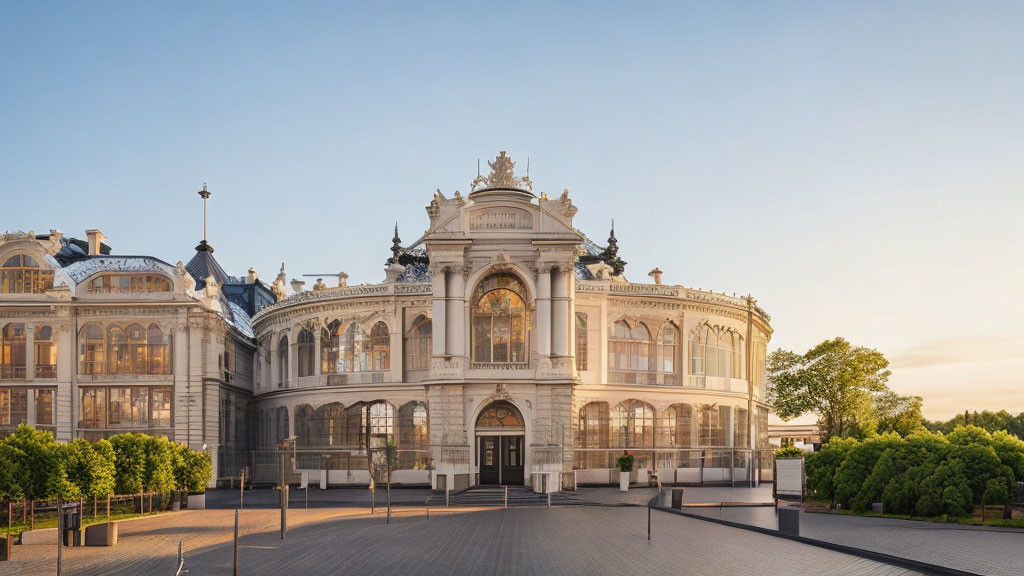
[250,152,774,490]
[0,197,274,485]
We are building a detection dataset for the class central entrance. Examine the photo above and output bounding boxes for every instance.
[475,400,526,486]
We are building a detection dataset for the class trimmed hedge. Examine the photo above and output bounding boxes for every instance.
[805,425,1021,517]
[0,425,212,501]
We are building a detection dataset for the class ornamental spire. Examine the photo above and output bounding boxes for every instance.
[471,151,533,192]
[388,222,403,265]
[195,183,214,253]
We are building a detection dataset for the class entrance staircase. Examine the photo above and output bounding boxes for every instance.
[427,485,586,508]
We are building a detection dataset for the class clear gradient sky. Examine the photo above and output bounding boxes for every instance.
[2,2,1021,420]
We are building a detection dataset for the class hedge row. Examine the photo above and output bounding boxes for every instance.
[0,425,211,502]
[805,425,1023,517]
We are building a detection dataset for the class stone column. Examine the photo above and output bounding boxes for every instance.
[58,321,73,441]
[551,267,570,357]
[536,268,551,357]
[288,329,298,388]
[313,322,322,379]
[389,313,403,382]
[24,323,35,380]
[599,298,609,384]
[446,267,466,358]
[431,267,447,356]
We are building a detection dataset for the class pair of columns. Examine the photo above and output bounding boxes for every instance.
[430,264,573,360]
[535,265,573,358]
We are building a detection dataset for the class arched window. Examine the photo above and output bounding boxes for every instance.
[690,325,743,384]
[471,274,528,364]
[611,399,655,448]
[321,321,340,374]
[575,313,588,371]
[297,328,315,377]
[147,324,170,375]
[107,326,130,374]
[369,401,395,440]
[0,323,27,380]
[667,404,695,448]
[295,404,314,447]
[80,324,105,374]
[34,325,56,378]
[338,322,367,372]
[608,321,655,384]
[312,402,347,446]
[578,402,610,469]
[275,406,289,443]
[1,254,53,294]
[368,322,390,371]
[87,274,172,293]
[405,316,431,371]
[277,335,289,387]
[399,401,429,469]
[658,324,679,385]
[476,401,525,428]
[125,323,147,374]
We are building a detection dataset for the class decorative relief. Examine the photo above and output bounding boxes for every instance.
[470,151,533,192]
[608,299,681,311]
[470,209,533,231]
[470,362,529,371]
[395,284,432,295]
[63,257,171,284]
[430,356,467,379]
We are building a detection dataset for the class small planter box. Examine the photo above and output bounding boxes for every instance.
[187,493,206,510]
[84,523,118,546]
[20,528,58,545]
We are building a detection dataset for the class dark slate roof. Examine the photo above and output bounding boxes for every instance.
[48,235,112,267]
[186,249,229,290]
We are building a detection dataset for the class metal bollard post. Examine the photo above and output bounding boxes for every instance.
[647,506,651,540]
[547,492,551,508]
[504,486,508,509]
[232,509,239,576]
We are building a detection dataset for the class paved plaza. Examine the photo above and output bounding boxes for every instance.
[1,505,919,576]
[687,506,1024,576]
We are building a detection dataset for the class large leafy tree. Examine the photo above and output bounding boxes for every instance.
[874,390,925,437]
[768,337,891,442]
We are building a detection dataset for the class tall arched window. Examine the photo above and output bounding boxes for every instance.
[399,401,429,469]
[690,325,743,385]
[0,323,26,380]
[575,312,588,371]
[608,321,655,384]
[125,323,147,374]
[578,402,609,469]
[0,254,53,294]
[147,324,170,375]
[369,401,395,441]
[297,328,315,377]
[313,402,347,446]
[277,335,288,387]
[107,326,129,374]
[471,274,528,364]
[612,400,655,449]
[34,325,56,378]
[405,316,432,370]
[80,324,105,374]
[295,404,314,447]
[338,322,367,372]
[658,324,679,385]
[368,322,390,371]
[666,404,695,448]
[321,322,340,374]
[275,406,289,443]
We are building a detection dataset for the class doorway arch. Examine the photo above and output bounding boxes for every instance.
[476,400,526,485]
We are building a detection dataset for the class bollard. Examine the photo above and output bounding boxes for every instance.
[504,486,508,509]
[778,506,800,537]
[647,506,651,540]
[232,509,239,576]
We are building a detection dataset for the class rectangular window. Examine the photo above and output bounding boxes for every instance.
[151,387,172,428]
[80,387,106,428]
[35,388,54,426]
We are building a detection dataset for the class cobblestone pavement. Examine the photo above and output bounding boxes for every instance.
[0,506,918,576]
[687,506,1024,576]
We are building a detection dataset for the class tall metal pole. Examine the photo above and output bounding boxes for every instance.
[232,509,239,576]
[279,441,288,540]
[745,295,755,486]
[56,494,63,576]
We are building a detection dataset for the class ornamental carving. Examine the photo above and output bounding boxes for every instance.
[471,151,533,192]
[470,209,533,231]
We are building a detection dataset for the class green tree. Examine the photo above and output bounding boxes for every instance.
[768,338,891,441]
[142,435,176,495]
[173,444,212,493]
[874,390,925,437]
[1,424,61,500]
[63,438,116,500]
[983,477,1010,506]
[804,436,858,501]
[915,458,973,517]
[110,433,147,494]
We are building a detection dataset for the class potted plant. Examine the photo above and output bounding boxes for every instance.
[176,447,212,510]
[616,452,634,492]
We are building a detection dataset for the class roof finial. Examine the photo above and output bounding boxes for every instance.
[388,222,403,265]
[195,183,214,252]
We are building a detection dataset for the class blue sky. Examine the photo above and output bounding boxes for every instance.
[2,1,1022,419]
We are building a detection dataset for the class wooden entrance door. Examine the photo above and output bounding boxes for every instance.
[478,435,525,485]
